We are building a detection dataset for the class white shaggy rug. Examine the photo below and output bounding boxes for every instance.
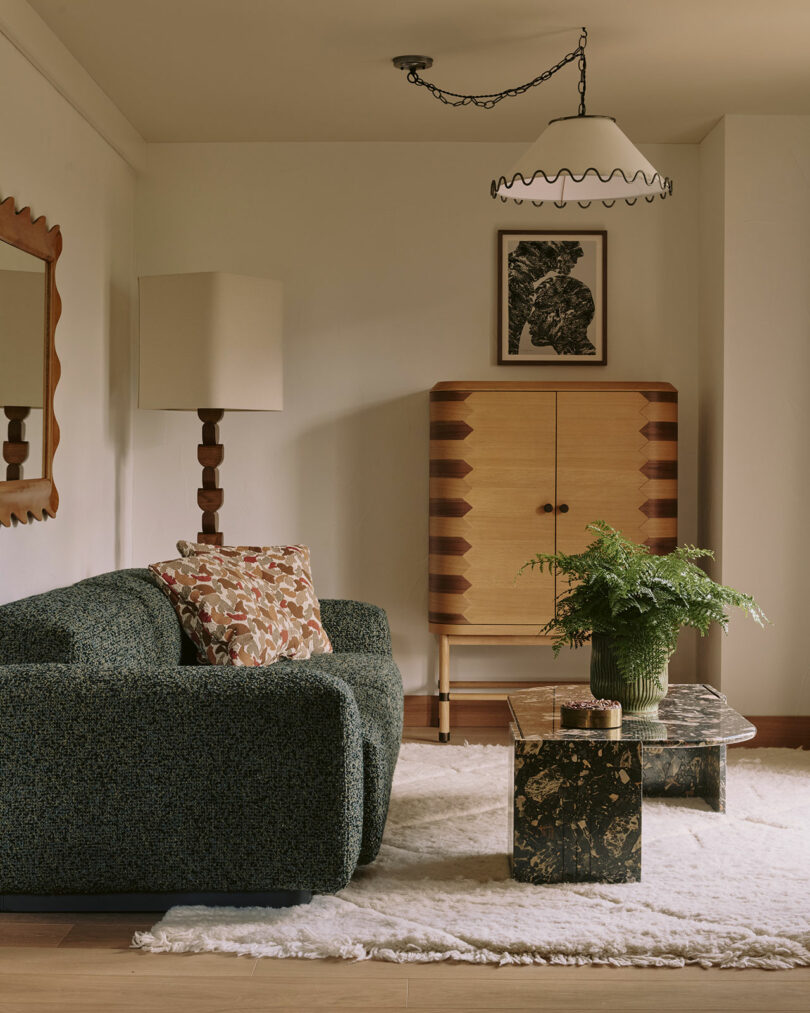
[133,744,810,968]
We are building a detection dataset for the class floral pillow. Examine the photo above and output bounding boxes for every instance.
[176,541,332,659]
[149,555,297,667]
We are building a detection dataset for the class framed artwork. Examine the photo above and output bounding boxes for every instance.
[498,230,607,365]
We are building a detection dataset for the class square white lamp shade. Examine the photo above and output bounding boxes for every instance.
[138,272,283,411]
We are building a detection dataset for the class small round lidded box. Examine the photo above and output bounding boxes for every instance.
[560,698,622,729]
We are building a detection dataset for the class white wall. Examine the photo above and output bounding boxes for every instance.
[133,141,700,693]
[715,116,810,714]
[0,31,135,602]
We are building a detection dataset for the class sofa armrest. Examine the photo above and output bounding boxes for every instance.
[0,664,364,896]
[318,599,393,656]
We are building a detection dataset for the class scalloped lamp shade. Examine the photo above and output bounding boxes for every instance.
[493,115,671,204]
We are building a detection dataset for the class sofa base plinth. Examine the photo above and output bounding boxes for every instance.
[0,890,312,912]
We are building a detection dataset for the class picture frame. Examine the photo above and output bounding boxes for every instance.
[497,230,607,366]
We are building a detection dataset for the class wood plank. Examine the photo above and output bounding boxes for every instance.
[58,922,154,949]
[0,924,71,947]
[0,947,255,977]
[0,971,406,1010]
[407,971,810,1010]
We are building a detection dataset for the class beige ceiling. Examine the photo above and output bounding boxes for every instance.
[27,0,810,144]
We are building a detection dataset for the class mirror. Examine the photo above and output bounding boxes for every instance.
[0,243,46,481]
[0,196,61,527]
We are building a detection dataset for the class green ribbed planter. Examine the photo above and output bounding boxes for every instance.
[589,633,668,716]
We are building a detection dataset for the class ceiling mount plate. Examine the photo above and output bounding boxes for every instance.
[392,55,434,73]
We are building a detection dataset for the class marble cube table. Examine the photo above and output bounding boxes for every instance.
[508,683,756,884]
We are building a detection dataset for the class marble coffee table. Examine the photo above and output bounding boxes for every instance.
[508,683,756,884]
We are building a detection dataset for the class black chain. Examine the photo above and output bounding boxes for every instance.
[405,27,588,113]
[577,28,587,116]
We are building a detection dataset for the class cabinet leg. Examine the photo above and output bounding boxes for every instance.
[438,634,450,742]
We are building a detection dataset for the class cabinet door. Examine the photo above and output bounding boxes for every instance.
[430,391,556,629]
[556,391,676,555]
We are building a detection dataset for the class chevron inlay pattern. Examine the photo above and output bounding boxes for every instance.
[639,389,678,555]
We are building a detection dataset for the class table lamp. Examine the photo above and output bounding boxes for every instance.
[138,272,283,546]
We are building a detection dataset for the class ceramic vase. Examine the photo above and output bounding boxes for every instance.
[589,633,668,716]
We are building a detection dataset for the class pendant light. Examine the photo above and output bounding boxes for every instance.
[393,28,672,208]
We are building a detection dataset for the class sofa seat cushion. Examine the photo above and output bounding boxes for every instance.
[274,652,403,864]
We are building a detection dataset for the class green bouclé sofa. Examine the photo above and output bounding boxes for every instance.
[0,568,403,911]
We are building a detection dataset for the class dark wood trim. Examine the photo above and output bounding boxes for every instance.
[428,612,469,626]
[641,390,678,402]
[430,459,473,478]
[404,695,810,747]
[736,716,810,749]
[429,535,472,556]
[640,498,678,518]
[428,574,471,594]
[641,460,678,480]
[429,498,472,518]
[641,420,678,441]
[429,390,471,402]
[405,694,511,727]
[430,420,473,441]
[644,536,678,554]
[0,196,61,527]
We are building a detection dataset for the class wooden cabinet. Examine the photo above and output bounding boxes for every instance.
[429,380,677,740]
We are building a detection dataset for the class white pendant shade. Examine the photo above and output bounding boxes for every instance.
[493,115,671,204]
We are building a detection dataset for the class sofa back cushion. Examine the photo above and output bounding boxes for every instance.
[0,568,192,667]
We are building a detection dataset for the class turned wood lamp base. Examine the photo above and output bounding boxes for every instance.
[3,406,30,482]
[197,408,224,546]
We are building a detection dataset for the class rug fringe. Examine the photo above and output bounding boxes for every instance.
[131,931,808,969]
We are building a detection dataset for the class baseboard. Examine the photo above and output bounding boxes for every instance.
[404,695,810,747]
[740,716,810,749]
[405,694,511,727]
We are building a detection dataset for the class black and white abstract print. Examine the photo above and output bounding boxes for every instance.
[499,231,606,364]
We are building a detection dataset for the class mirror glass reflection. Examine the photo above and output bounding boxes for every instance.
[0,239,46,481]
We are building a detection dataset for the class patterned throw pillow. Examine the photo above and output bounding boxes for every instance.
[176,541,332,659]
[149,555,297,667]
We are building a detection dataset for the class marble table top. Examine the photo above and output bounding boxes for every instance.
[509,683,756,747]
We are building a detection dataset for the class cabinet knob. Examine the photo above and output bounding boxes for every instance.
[558,503,570,513]
[542,503,553,513]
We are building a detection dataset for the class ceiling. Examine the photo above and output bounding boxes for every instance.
[28,0,810,144]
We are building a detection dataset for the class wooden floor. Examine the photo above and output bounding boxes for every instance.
[1,728,806,1012]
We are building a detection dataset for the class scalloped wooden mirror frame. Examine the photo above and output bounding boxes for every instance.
[0,196,62,526]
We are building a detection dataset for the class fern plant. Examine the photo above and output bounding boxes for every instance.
[519,521,767,684]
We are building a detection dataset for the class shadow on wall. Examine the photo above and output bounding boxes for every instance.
[293,391,430,671]
[107,276,132,569]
